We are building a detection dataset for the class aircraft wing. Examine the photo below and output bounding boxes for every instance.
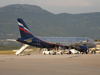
[68,41,87,48]
[24,38,33,43]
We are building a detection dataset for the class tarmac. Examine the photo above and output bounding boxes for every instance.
[0,52,100,75]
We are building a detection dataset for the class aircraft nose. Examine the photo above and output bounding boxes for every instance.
[94,43,96,47]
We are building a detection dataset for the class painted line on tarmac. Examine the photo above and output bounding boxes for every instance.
[68,55,81,58]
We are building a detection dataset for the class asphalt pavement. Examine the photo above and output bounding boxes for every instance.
[0,53,100,75]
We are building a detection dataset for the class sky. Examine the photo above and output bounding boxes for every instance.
[0,0,100,14]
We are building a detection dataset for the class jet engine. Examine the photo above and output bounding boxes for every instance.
[76,45,88,53]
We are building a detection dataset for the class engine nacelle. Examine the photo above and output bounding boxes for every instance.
[79,45,87,52]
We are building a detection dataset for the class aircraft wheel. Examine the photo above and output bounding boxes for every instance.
[49,52,51,55]
[86,52,88,54]
[77,52,79,54]
[53,52,56,55]
[44,52,46,55]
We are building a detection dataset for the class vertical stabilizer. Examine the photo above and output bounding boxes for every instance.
[17,19,34,38]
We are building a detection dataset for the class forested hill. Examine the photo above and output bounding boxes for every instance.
[0,4,100,45]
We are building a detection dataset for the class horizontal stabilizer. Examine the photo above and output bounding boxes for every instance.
[7,39,16,42]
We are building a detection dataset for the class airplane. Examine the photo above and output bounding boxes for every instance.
[12,18,96,55]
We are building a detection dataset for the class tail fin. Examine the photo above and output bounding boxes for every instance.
[17,19,34,38]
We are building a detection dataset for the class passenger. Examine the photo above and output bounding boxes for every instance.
[89,49,91,54]
[91,50,93,54]
[56,47,59,50]
[39,48,41,53]
[94,48,96,54]
[87,49,89,54]
[59,46,61,50]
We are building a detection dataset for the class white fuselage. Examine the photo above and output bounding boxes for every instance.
[38,37,96,48]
